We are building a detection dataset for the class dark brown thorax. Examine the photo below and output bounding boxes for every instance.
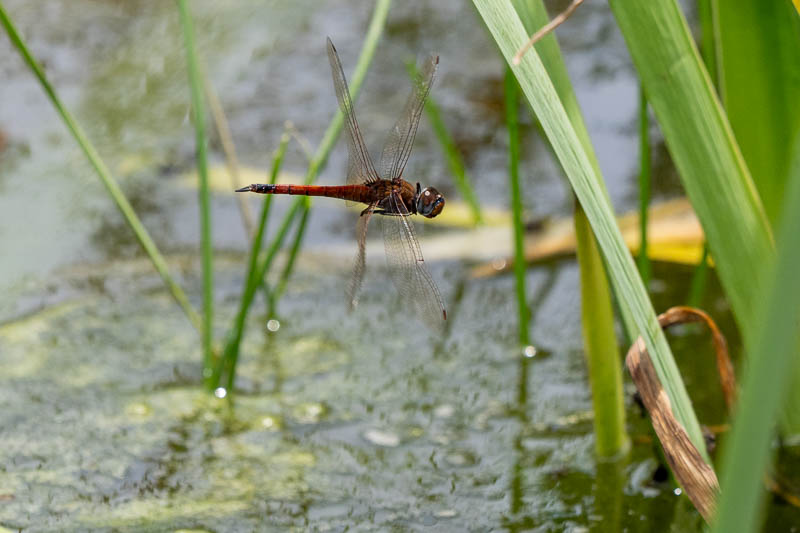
[373,179,417,214]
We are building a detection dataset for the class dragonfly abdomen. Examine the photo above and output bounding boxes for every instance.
[238,183,374,204]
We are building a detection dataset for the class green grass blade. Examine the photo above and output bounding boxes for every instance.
[716,0,800,223]
[217,195,300,390]
[177,0,214,380]
[637,85,651,287]
[686,244,710,307]
[574,200,629,458]
[511,0,628,456]
[504,68,529,346]
[205,73,256,236]
[268,197,312,319]
[512,0,630,337]
[474,0,707,454]
[607,0,774,331]
[212,130,290,390]
[511,0,603,181]
[0,1,203,333]
[215,0,391,393]
[243,0,391,300]
[697,0,720,90]
[407,62,483,225]
[686,0,719,308]
[605,0,800,434]
[712,145,800,533]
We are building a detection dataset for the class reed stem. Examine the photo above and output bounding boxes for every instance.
[228,0,392,350]
[177,0,215,382]
[213,130,290,390]
[0,2,203,333]
[637,84,651,288]
[574,200,629,458]
[504,68,530,346]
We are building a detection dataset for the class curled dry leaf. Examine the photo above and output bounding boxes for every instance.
[628,305,800,520]
[626,335,720,522]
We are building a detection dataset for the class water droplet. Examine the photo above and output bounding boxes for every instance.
[266,319,280,332]
[293,402,326,424]
[434,404,455,418]
[673,488,682,496]
[261,416,277,429]
[364,429,400,447]
[214,387,227,399]
[523,345,537,358]
[445,450,477,466]
[126,402,151,417]
[202,368,212,378]
[491,257,507,270]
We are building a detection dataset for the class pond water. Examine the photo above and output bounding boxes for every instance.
[1,0,798,531]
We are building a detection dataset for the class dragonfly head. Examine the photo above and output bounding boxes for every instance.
[416,185,445,218]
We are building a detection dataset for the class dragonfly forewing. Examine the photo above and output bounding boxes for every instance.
[326,38,378,187]
[379,54,439,181]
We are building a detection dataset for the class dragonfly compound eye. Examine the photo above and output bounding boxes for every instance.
[417,187,445,218]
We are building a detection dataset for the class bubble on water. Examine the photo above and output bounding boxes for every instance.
[214,387,227,399]
[364,429,400,447]
[434,404,455,418]
[261,415,279,429]
[293,402,326,424]
[444,450,477,467]
[266,319,280,332]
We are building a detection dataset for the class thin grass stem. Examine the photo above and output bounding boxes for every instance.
[687,244,710,307]
[261,0,392,279]
[177,0,215,382]
[504,68,530,346]
[212,130,290,390]
[0,2,203,333]
[687,0,719,309]
[268,197,312,318]
[218,0,392,385]
[204,70,256,235]
[512,0,585,65]
[637,85,651,288]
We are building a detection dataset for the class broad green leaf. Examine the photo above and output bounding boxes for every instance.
[512,0,627,457]
[606,0,774,344]
[713,143,800,533]
[717,0,800,224]
[472,0,707,455]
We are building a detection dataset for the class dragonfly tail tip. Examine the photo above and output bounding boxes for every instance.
[235,185,252,193]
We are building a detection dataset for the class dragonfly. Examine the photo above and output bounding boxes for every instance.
[237,38,447,322]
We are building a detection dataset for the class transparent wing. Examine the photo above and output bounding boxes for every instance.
[379,54,439,181]
[348,205,374,311]
[381,193,447,326]
[326,37,378,186]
